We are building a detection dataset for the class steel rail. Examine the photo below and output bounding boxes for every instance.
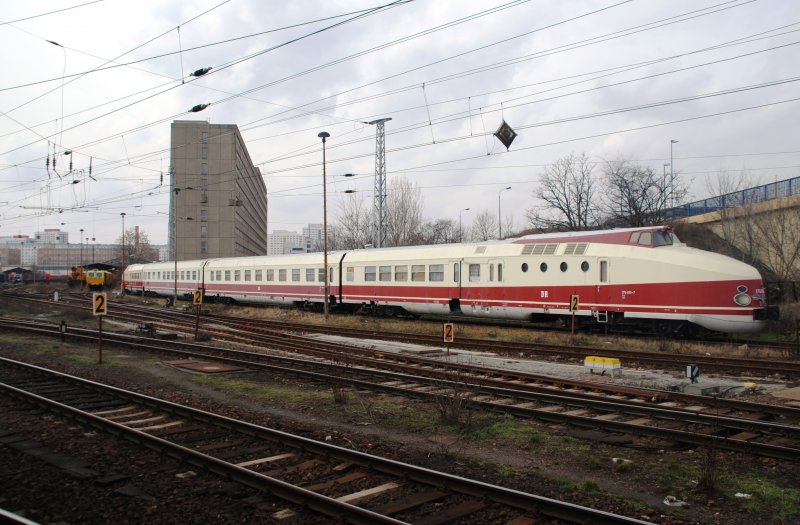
[2,318,798,460]
[0,357,653,525]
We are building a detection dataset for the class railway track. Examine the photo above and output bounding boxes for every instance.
[15,290,800,378]
[0,357,651,525]
[2,316,799,460]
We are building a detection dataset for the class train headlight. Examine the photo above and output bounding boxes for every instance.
[733,285,752,306]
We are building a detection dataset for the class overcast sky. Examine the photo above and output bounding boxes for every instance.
[1,0,798,246]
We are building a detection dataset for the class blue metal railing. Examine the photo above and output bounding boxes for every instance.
[674,175,800,217]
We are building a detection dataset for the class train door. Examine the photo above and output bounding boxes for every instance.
[490,258,506,312]
[448,259,463,314]
[595,258,610,321]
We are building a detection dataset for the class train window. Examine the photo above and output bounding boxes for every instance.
[411,265,425,282]
[216,271,222,281]
[279,269,287,282]
[365,266,377,281]
[292,269,300,282]
[498,264,503,281]
[180,271,185,280]
[581,261,589,272]
[319,268,325,282]
[267,269,274,281]
[328,267,334,283]
[560,262,568,272]
[469,264,480,282]
[429,264,444,282]
[245,270,252,281]
[306,269,314,281]
[209,272,214,282]
[539,262,547,272]
[454,263,460,283]
[629,232,640,244]
[521,263,528,272]
[653,230,676,246]
[638,231,652,246]
[379,266,391,281]
[225,270,231,281]
[346,267,354,282]
[395,265,408,282]
[235,270,241,281]
[489,264,494,282]
[255,270,262,281]
[600,260,608,283]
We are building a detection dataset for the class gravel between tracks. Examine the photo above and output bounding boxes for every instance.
[1,321,799,524]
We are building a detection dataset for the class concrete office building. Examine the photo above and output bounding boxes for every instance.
[169,120,268,261]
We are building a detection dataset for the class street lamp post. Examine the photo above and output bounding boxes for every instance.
[120,213,126,289]
[171,187,192,304]
[498,187,511,239]
[670,140,678,215]
[459,207,471,242]
[318,131,331,321]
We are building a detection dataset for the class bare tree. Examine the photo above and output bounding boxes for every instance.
[116,227,157,262]
[525,152,597,231]
[601,158,687,226]
[471,209,497,241]
[332,193,372,249]
[420,218,458,245]
[387,175,424,246]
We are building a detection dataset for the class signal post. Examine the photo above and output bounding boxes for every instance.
[92,292,107,364]
[193,289,203,340]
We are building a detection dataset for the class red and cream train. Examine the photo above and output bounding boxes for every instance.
[123,226,774,334]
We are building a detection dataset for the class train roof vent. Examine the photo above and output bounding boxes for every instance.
[474,246,487,254]
[522,243,559,255]
[563,243,588,255]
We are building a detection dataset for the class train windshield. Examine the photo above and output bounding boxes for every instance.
[653,230,678,246]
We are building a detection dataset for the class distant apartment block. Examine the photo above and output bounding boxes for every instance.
[170,120,268,261]
[267,224,329,255]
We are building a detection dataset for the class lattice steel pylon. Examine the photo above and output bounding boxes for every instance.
[368,118,391,248]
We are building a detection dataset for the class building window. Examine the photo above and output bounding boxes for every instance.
[201,131,208,143]
[429,264,444,282]
[306,268,314,281]
[411,265,425,282]
[234,270,241,281]
[201,225,207,238]
[379,266,391,281]
[200,177,207,189]
[469,264,480,282]
[201,163,208,175]
[201,146,208,159]
[200,240,206,253]
[200,209,207,222]
[292,269,300,282]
